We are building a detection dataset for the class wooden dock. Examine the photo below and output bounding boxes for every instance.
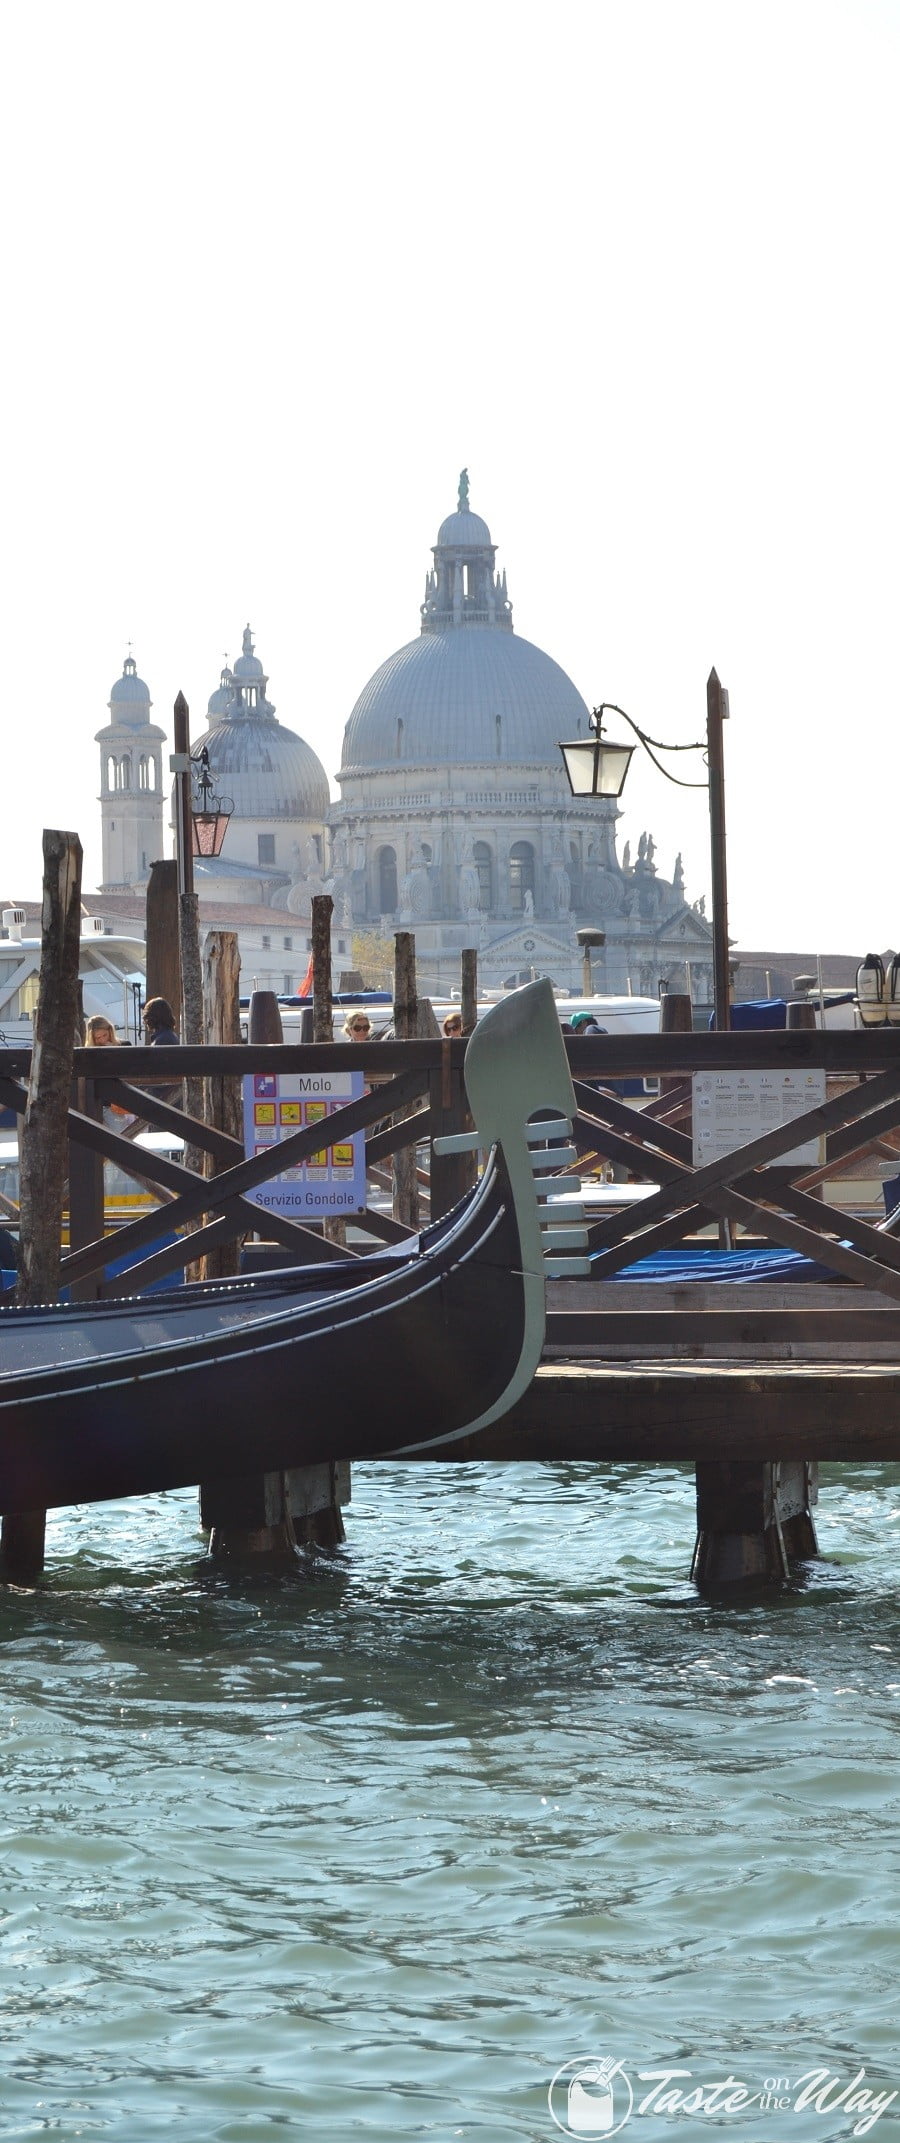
[4,1013,900,1580]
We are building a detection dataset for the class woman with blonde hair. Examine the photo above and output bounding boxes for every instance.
[85,1014,118,1046]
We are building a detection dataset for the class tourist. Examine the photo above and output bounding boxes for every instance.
[343,1013,372,1042]
[142,998,179,1046]
[141,997,180,1107]
[85,1015,117,1046]
[442,1011,463,1037]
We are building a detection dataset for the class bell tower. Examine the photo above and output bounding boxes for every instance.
[96,655,167,888]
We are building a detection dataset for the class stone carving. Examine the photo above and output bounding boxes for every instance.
[399,839,431,919]
[550,837,571,918]
[458,842,481,921]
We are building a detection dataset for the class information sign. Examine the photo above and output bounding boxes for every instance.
[692,1068,827,1169]
[242,1067,367,1219]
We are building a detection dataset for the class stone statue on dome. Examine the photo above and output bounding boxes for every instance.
[673,852,685,894]
[458,467,469,510]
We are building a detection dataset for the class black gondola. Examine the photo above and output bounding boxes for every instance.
[0,981,584,1514]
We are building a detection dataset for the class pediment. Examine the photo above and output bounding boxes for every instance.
[486,924,570,960]
[656,904,714,946]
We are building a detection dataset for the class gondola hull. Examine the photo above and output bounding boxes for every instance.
[0,980,582,1515]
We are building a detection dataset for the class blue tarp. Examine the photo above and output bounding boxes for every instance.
[709,999,788,1030]
[605,1244,833,1282]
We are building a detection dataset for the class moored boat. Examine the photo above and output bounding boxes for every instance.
[0,980,583,1513]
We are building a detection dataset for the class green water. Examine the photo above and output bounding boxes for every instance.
[1,1463,899,2141]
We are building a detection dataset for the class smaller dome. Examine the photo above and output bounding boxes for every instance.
[207,666,234,719]
[232,622,265,682]
[110,655,150,704]
[436,507,493,550]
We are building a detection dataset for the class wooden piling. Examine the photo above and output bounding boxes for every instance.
[691,1459,819,1586]
[311,894,333,1045]
[201,931,242,1283]
[461,948,478,1035]
[248,990,285,1044]
[201,928,349,1558]
[146,859,181,1014]
[2,830,83,1581]
[393,932,420,1230]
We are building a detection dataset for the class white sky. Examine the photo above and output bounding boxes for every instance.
[2,0,898,956]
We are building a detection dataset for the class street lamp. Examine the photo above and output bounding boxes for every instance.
[168,690,233,1049]
[558,671,731,1031]
[190,747,234,860]
[170,696,234,896]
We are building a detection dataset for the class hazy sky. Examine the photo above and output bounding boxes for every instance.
[3,0,898,956]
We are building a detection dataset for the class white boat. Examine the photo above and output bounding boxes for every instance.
[0,908,146,1048]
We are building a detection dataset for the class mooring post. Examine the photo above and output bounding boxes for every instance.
[146,858,181,1016]
[68,1072,105,1304]
[691,1460,819,1586]
[460,947,478,1035]
[202,929,349,1559]
[2,830,83,1582]
[200,930,242,1283]
[659,988,693,1107]
[393,931,420,1230]
[311,893,333,1045]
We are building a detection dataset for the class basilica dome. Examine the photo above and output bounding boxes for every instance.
[341,628,591,772]
[199,625,329,820]
[340,483,591,774]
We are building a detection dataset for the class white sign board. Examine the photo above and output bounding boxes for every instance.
[692,1068,827,1169]
[242,1067,367,1219]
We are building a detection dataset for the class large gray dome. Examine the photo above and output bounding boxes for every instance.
[341,626,591,772]
[341,481,590,772]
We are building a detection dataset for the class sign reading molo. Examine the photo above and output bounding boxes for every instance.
[242,1068,367,1217]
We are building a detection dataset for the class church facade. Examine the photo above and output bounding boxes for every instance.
[96,480,715,1004]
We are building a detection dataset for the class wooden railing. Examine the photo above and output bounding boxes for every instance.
[2,1026,900,1302]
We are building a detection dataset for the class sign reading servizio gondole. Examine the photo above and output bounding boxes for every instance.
[242,1068,367,1219]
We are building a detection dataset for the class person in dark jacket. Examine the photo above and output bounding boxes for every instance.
[141,998,180,1107]
[142,997,179,1046]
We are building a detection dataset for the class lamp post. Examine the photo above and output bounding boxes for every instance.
[559,669,731,1030]
[169,691,234,1048]
[576,926,606,999]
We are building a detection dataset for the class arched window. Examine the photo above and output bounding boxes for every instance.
[106,756,116,792]
[395,718,404,759]
[138,756,148,790]
[378,845,398,914]
[120,756,131,790]
[473,841,493,911]
[509,841,535,913]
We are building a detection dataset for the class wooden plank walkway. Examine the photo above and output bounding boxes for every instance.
[402,1361,900,1463]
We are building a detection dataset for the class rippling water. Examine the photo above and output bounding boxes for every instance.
[2,1462,900,2140]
